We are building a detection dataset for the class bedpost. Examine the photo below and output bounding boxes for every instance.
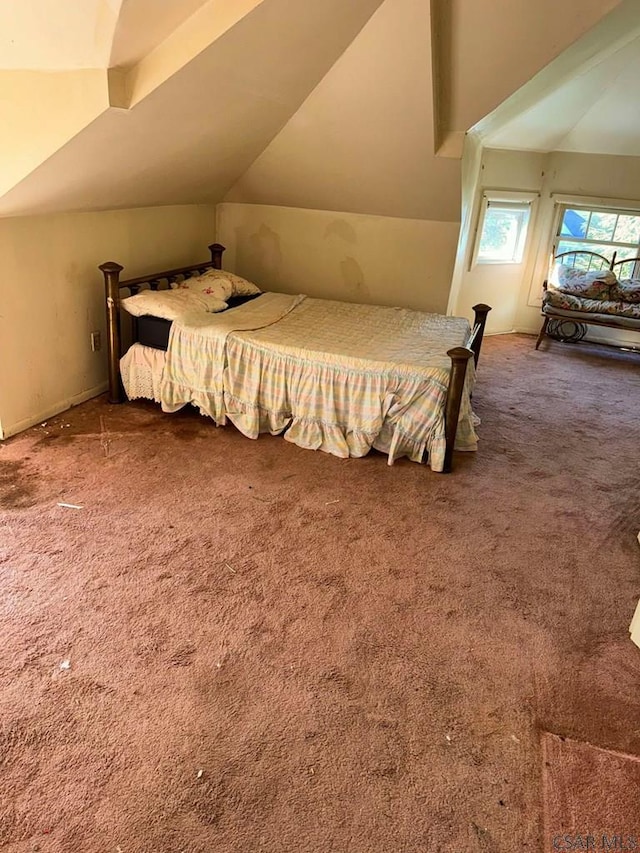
[470,303,491,367]
[99,261,125,404]
[443,346,474,473]
[209,243,226,270]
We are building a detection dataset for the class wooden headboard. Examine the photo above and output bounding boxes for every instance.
[99,242,225,404]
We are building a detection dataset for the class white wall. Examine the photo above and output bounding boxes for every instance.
[0,204,215,438]
[217,202,460,315]
[452,148,545,334]
[453,147,640,345]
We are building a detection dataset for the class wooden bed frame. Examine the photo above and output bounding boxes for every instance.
[99,243,491,473]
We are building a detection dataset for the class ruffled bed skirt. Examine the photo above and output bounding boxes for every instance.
[121,343,478,471]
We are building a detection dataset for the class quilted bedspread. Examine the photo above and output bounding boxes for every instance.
[159,292,478,470]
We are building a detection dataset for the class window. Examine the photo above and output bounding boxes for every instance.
[472,191,536,266]
[553,205,640,272]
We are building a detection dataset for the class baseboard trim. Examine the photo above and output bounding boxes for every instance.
[2,382,108,440]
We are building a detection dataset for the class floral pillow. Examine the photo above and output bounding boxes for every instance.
[199,267,262,297]
[173,268,262,299]
[548,264,616,300]
[173,274,233,302]
[610,278,640,304]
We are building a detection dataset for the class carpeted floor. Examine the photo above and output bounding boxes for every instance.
[1,333,639,853]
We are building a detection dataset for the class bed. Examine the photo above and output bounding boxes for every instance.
[99,243,491,473]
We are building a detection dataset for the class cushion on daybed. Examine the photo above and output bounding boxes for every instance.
[543,288,640,319]
[121,288,228,321]
[542,303,640,330]
[548,264,616,299]
[610,278,640,303]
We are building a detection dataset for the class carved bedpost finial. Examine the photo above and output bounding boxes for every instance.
[99,261,125,404]
[209,243,226,270]
[470,303,492,367]
[99,261,124,274]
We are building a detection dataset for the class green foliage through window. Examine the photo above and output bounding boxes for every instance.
[476,202,530,264]
[556,206,640,266]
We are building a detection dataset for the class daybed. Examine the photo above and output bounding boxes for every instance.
[536,250,640,349]
[99,244,491,473]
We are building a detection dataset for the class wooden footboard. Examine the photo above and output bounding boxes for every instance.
[99,243,225,403]
[441,304,492,473]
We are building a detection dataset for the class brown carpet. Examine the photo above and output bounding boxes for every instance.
[1,333,639,853]
[542,732,640,852]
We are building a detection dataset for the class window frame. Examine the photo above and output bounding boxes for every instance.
[551,202,640,264]
[527,193,640,308]
[470,190,538,269]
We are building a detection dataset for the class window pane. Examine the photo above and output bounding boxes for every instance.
[613,245,639,260]
[555,205,640,275]
[586,212,617,241]
[613,214,640,244]
[615,256,640,278]
[478,207,528,262]
[560,209,588,238]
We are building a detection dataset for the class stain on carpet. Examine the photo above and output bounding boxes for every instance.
[0,459,38,509]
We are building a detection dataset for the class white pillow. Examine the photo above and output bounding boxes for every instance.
[121,289,228,321]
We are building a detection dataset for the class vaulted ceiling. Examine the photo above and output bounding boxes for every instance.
[481,28,640,156]
[0,0,213,71]
[0,0,123,70]
[0,0,631,220]
[0,0,385,216]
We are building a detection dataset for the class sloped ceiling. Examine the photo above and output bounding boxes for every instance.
[431,0,622,151]
[0,0,385,217]
[0,0,212,71]
[109,0,211,68]
[483,33,640,156]
[226,0,461,222]
[0,0,628,220]
[0,0,122,70]
[0,0,265,198]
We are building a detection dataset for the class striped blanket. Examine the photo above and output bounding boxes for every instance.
[159,292,477,470]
